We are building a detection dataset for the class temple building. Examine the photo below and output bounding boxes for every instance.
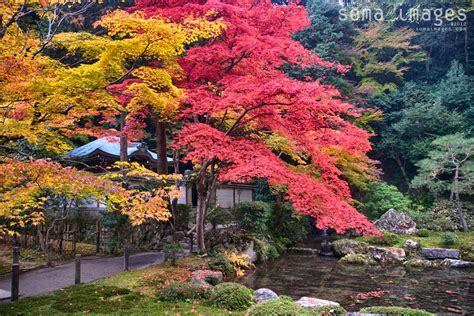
[66,137,254,210]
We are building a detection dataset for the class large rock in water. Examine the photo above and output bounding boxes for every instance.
[368,246,406,263]
[420,248,460,260]
[295,297,340,308]
[332,239,369,256]
[403,239,420,255]
[253,288,279,303]
[441,259,474,268]
[374,208,417,234]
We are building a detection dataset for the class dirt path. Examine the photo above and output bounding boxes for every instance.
[0,252,164,299]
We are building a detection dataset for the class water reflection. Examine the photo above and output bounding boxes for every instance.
[241,253,474,314]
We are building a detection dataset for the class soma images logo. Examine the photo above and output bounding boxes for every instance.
[339,6,467,27]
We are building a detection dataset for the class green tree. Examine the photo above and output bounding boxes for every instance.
[360,182,412,220]
[412,134,474,232]
[351,22,425,95]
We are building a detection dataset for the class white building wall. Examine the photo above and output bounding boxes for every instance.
[216,188,235,208]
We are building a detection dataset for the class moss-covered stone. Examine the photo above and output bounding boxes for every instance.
[339,253,373,265]
[247,299,347,316]
[403,258,439,268]
[332,239,369,256]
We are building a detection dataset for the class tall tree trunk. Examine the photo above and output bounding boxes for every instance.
[195,162,217,254]
[119,111,128,162]
[195,179,207,254]
[170,150,180,230]
[155,119,168,174]
[453,166,468,232]
[393,154,410,189]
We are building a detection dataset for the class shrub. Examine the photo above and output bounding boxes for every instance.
[441,232,458,246]
[247,299,304,316]
[207,254,235,277]
[156,281,209,302]
[207,206,233,229]
[366,231,400,246]
[163,242,183,266]
[223,251,254,277]
[254,238,280,263]
[279,295,294,302]
[306,306,348,315]
[269,202,310,245]
[416,228,430,237]
[235,201,272,236]
[175,203,192,230]
[209,282,253,311]
[359,306,434,316]
[412,200,459,232]
[360,182,412,220]
[205,275,222,286]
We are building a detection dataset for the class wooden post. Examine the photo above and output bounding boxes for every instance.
[11,246,20,301]
[47,243,53,267]
[72,229,77,258]
[75,255,81,285]
[123,244,129,271]
[95,221,101,254]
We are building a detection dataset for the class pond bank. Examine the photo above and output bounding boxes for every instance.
[241,252,474,314]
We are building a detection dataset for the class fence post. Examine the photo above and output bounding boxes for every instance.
[72,229,77,257]
[123,244,129,271]
[95,221,101,254]
[75,254,81,285]
[47,243,53,267]
[11,246,20,301]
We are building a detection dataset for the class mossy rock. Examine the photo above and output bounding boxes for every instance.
[305,305,348,315]
[403,258,439,268]
[247,299,347,316]
[332,239,369,256]
[247,299,304,316]
[339,253,374,265]
[359,306,434,315]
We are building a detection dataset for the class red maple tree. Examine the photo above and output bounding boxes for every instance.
[137,0,379,252]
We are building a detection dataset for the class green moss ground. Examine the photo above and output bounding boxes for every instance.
[0,256,235,315]
[355,231,474,250]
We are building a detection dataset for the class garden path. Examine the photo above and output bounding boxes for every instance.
[0,251,164,300]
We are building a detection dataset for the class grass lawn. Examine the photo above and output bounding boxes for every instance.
[0,256,240,315]
[0,287,239,315]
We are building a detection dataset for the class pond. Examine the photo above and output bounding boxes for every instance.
[241,252,474,314]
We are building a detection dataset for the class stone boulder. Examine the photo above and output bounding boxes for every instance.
[245,241,258,263]
[191,270,223,287]
[420,248,460,260]
[440,259,474,268]
[295,297,340,309]
[339,253,375,265]
[403,239,420,255]
[332,239,369,256]
[368,246,406,263]
[403,258,440,268]
[374,208,417,234]
[253,288,279,303]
